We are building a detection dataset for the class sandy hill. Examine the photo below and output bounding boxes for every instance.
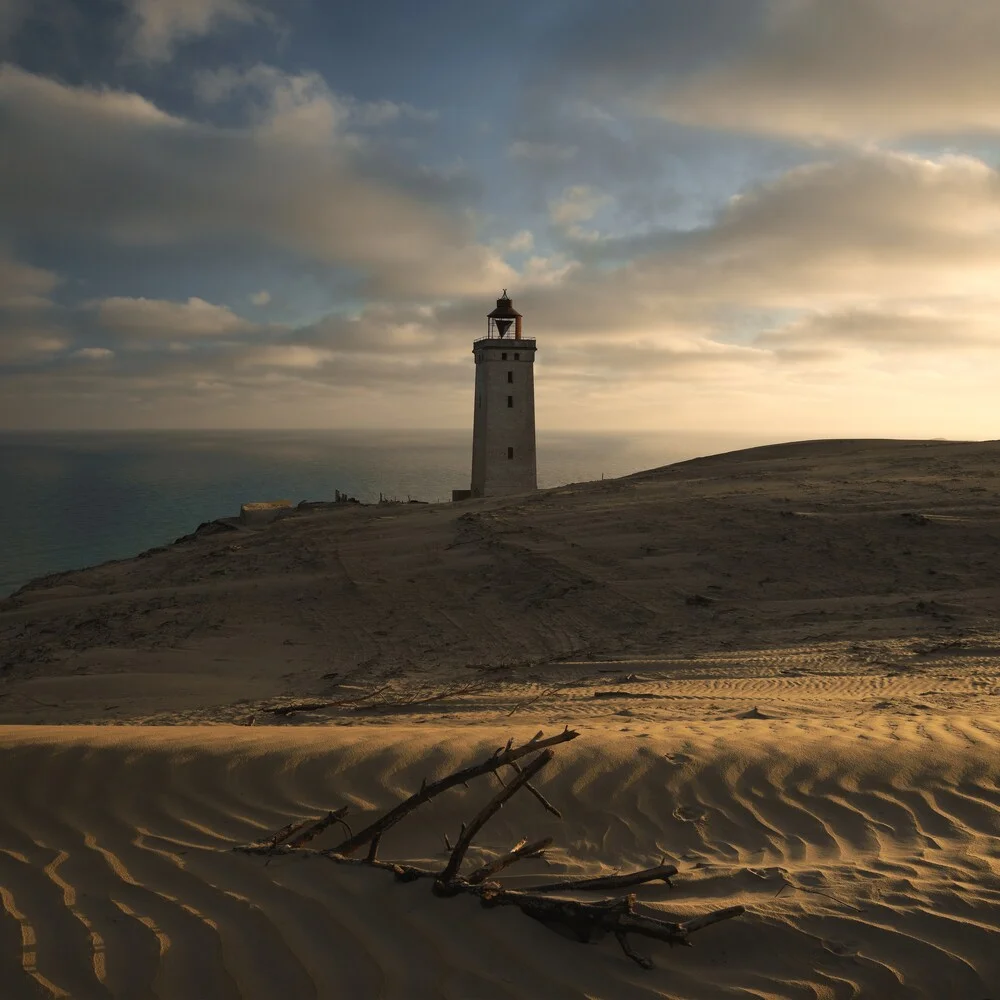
[1,439,999,998]
[2,437,1000,725]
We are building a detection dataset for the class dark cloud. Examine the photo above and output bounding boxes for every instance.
[0,65,510,299]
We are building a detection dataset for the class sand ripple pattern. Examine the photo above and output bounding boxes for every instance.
[0,723,998,999]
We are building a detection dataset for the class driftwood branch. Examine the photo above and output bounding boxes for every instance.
[233,730,744,969]
[353,680,490,714]
[285,808,350,848]
[616,931,653,969]
[478,888,745,960]
[332,728,578,856]
[438,750,554,884]
[247,808,349,849]
[529,863,677,893]
[507,759,562,818]
[465,838,553,885]
[262,685,391,716]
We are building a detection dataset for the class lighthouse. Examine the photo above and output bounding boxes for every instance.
[461,290,537,498]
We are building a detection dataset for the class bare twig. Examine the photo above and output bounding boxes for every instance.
[332,729,578,856]
[438,750,554,884]
[529,864,677,893]
[773,880,863,911]
[352,681,489,714]
[262,685,391,716]
[508,759,562,818]
[233,731,745,970]
[266,817,312,848]
[679,905,747,934]
[285,808,350,848]
[616,931,653,969]
[506,679,585,716]
[479,889,744,955]
[466,838,553,885]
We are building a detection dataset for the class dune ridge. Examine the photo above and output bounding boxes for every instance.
[3,440,1000,997]
[0,722,997,999]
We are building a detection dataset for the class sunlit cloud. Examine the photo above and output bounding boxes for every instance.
[648,0,1000,140]
[121,0,272,62]
[1,2,1000,438]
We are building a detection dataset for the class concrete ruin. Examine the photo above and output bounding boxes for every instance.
[239,500,293,526]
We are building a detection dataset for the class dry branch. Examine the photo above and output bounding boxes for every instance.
[332,728,578,856]
[507,759,562,818]
[529,863,677,893]
[233,729,744,969]
[285,808,350,848]
[353,680,490,713]
[438,750,553,884]
[466,838,553,884]
[262,685,391,716]
[477,888,744,959]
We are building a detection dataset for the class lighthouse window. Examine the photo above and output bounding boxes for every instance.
[514,353,520,360]
[508,447,514,460]
[501,352,507,360]
[507,395,513,407]
[507,371,513,383]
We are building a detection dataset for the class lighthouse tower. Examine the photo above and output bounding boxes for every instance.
[468,290,537,498]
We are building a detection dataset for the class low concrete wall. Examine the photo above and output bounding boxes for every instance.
[239,500,293,526]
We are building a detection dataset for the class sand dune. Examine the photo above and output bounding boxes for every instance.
[0,723,997,999]
[5,438,1000,725]
[2,439,1000,997]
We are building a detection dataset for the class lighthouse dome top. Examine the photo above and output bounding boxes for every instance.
[487,289,522,320]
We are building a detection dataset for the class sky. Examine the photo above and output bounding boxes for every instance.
[1,0,1000,437]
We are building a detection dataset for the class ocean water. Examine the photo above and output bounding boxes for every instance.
[0,429,763,596]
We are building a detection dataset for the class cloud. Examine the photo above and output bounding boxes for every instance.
[239,344,332,369]
[508,140,577,163]
[0,329,70,365]
[72,347,115,361]
[121,0,270,62]
[5,142,1000,434]
[249,290,271,306]
[492,230,535,255]
[575,151,1000,312]
[549,185,609,227]
[0,248,70,365]
[194,64,438,141]
[0,65,511,299]
[649,0,1000,140]
[94,296,256,340]
[0,249,59,309]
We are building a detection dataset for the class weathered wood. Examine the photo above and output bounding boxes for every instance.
[466,837,553,885]
[261,817,312,848]
[616,931,653,969]
[285,808,350,848]
[232,731,746,970]
[679,905,746,934]
[262,685,391,716]
[476,887,745,960]
[507,759,562,818]
[529,863,678,893]
[438,750,554,884]
[332,729,578,856]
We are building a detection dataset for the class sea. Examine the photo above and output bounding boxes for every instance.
[0,429,766,597]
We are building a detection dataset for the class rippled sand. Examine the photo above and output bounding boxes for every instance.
[0,721,997,999]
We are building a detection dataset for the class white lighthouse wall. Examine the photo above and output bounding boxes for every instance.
[471,340,537,497]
